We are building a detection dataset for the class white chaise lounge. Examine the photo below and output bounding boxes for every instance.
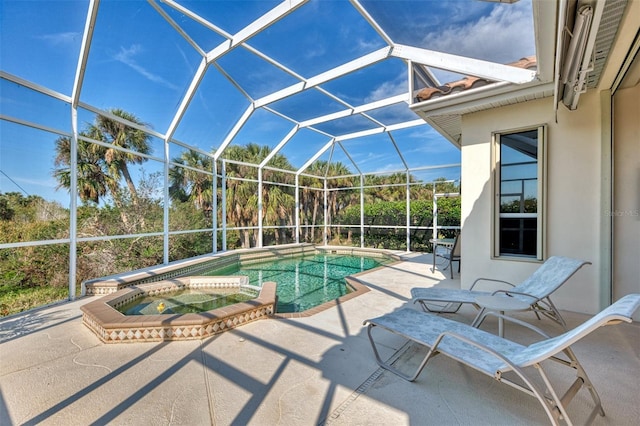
[364,293,640,426]
[411,256,590,328]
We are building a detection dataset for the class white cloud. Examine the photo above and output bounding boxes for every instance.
[364,79,404,103]
[355,37,382,53]
[364,68,406,103]
[304,45,326,61]
[421,0,535,64]
[36,32,80,46]
[114,44,180,91]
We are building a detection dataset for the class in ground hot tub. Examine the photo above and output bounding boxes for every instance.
[81,276,276,343]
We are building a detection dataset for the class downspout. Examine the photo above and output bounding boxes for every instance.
[553,0,568,121]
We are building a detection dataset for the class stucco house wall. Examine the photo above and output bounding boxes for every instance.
[460,92,606,314]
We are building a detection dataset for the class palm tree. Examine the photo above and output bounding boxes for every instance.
[53,136,115,204]
[325,161,355,243]
[169,150,214,215]
[364,172,407,203]
[53,108,151,228]
[85,109,151,206]
[262,151,295,244]
[221,143,296,247]
[223,144,268,248]
[300,161,328,243]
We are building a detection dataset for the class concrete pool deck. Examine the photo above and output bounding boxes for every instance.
[1,252,639,425]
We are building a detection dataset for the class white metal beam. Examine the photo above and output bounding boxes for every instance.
[255,82,306,108]
[165,0,306,140]
[258,168,263,247]
[78,101,167,140]
[332,118,425,142]
[360,174,364,247]
[307,47,391,87]
[386,119,427,131]
[242,43,305,80]
[0,114,69,137]
[295,174,300,244]
[254,47,391,108]
[297,139,335,176]
[299,93,407,128]
[213,105,255,161]
[259,125,299,168]
[149,0,206,57]
[71,0,99,107]
[391,44,537,84]
[300,109,354,128]
[165,58,208,141]
[161,0,232,39]
[1,71,72,104]
[336,142,362,175]
[350,0,394,46]
[388,132,409,170]
[205,0,306,64]
[231,0,307,49]
[335,127,384,142]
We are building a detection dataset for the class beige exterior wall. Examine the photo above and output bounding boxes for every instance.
[613,83,640,302]
[460,91,606,314]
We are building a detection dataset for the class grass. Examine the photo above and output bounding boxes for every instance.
[0,285,70,317]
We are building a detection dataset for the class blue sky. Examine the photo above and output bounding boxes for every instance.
[0,0,535,206]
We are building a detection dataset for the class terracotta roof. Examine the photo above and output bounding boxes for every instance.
[415,56,537,102]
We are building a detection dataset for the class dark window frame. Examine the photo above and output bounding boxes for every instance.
[492,126,546,260]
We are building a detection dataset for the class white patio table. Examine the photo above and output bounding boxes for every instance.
[472,294,531,337]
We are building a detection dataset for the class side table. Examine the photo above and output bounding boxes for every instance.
[472,295,531,337]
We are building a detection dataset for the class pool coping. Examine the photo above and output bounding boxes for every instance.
[81,277,277,343]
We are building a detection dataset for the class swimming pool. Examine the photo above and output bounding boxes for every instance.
[206,254,387,313]
[81,245,400,342]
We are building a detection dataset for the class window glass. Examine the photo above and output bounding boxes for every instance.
[495,128,543,258]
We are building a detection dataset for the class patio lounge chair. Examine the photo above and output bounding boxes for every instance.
[412,256,590,328]
[363,293,640,426]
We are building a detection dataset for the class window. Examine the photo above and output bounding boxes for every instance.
[493,126,546,259]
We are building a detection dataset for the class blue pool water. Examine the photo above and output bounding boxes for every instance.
[206,254,386,313]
